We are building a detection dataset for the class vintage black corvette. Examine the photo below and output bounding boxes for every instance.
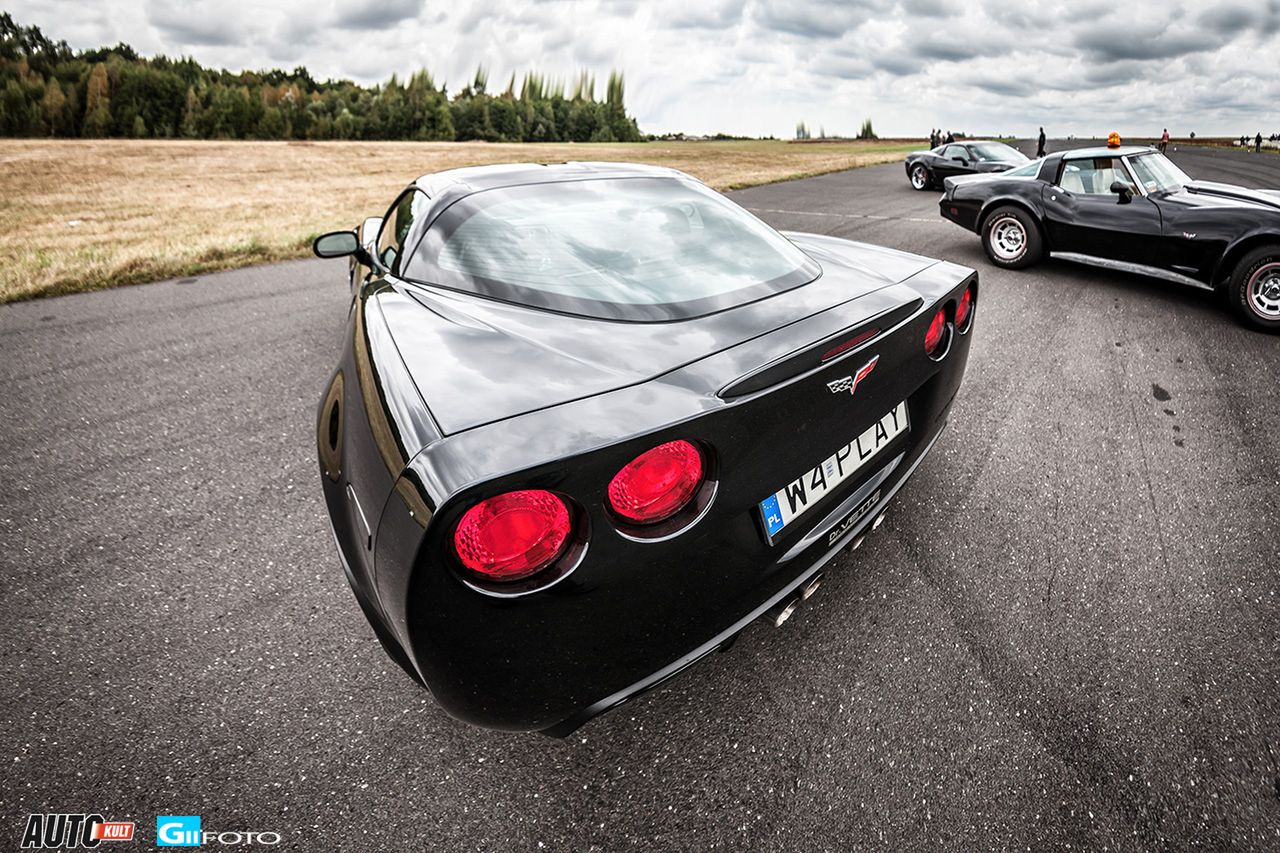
[311,162,976,733]
[940,145,1280,332]
[904,140,1028,190]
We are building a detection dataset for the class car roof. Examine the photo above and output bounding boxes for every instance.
[1061,145,1154,159]
[413,161,694,198]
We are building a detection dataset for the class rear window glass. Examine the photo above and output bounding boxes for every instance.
[402,177,820,322]
[1002,161,1041,178]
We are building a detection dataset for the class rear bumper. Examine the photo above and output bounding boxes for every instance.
[335,395,958,734]
[541,418,950,736]
[940,195,981,232]
[428,357,963,731]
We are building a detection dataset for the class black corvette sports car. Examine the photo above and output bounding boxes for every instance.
[311,162,976,733]
[904,140,1028,190]
[940,145,1280,332]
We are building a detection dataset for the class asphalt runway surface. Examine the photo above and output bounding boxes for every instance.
[3,143,1278,851]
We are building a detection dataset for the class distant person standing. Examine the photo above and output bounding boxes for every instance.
[1036,126,1046,158]
[1257,132,1264,153]
[944,130,955,144]
[930,128,939,148]
[1160,128,1169,153]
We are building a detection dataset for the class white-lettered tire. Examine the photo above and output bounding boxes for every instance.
[1228,245,1280,333]
[909,163,932,191]
[981,206,1043,270]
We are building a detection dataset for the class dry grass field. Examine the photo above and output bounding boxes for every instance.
[0,138,918,303]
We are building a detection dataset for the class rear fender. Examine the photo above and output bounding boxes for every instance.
[319,282,441,640]
[978,196,1047,246]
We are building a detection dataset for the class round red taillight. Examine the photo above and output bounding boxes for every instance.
[453,490,571,582]
[924,308,947,356]
[608,440,704,525]
[956,286,974,329]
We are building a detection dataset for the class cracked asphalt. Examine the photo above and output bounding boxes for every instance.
[2,142,1278,851]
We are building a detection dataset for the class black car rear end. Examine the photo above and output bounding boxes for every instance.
[368,258,977,733]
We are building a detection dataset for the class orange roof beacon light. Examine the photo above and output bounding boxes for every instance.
[1107,131,1122,149]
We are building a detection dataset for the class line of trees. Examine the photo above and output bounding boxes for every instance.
[0,14,643,142]
[794,119,877,140]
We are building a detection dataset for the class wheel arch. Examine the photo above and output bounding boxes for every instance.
[1214,232,1280,289]
[977,197,1047,246]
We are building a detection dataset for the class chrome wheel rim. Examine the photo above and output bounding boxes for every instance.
[911,165,928,189]
[989,215,1027,261]
[1248,262,1280,319]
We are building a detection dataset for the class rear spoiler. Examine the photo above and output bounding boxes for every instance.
[719,299,922,399]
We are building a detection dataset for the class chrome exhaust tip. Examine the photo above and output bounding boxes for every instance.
[770,596,802,627]
[872,513,886,530]
[769,573,825,627]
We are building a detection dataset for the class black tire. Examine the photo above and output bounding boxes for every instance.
[908,163,932,191]
[981,205,1044,270]
[1227,244,1280,333]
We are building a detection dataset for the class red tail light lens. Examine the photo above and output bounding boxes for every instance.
[453,490,571,582]
[608,440,704,524]
[956,286,974,329]
[924,308,947,356]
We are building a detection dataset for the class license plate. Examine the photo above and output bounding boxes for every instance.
[759,401,908,541]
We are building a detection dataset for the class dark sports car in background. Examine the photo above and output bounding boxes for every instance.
[905,140,1028,190]
[311,161,977,733]
[939,145,1280,332]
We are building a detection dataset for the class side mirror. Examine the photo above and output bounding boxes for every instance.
[1110,180,1134,203]
[952,156,967,164]
[313,230,360,258]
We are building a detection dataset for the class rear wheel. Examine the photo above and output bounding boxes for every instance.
[909,163,932,191]
[1228,245,1280,333]
[981,206,1043,270]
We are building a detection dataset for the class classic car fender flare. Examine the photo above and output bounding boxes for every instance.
[977,196,1047,243]
[1214,230,1280,287]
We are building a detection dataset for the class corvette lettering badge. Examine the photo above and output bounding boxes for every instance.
[826,355,880,396]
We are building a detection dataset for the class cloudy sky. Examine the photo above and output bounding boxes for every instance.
[10,0,1280,137]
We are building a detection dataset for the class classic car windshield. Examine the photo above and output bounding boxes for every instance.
[968,142,1028,163]
[1126,153,1190,194]
[404,177,820,321]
